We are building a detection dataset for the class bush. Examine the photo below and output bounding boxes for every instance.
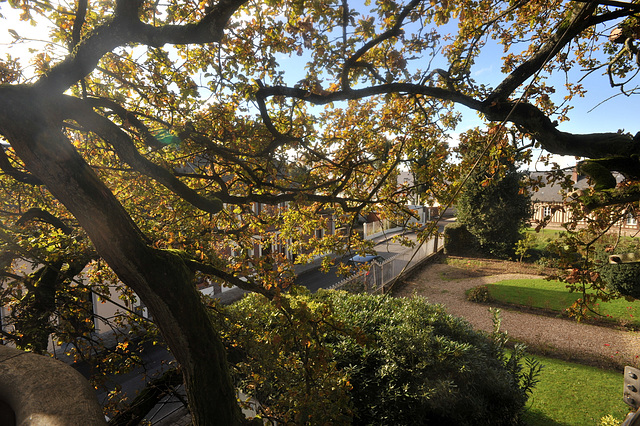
[597,243,640,299]
[467,285,492,303]
[444,222,480,256]
[214,288,540,425]
[599,261,640,299]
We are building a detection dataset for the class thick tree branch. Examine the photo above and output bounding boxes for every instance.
[0,270,24,281]
[481,99,640,161]
[130,0,248,46]
[256,82,483,110]
[203,175,383,211]
[488,1,599,102]
[71,0,88,48]
[177,126,382,209]
[87,97,165,150]
[580,186,640,211]
[254,80,303,154]
[588,7,638,26]
[258,81,640,164]
[64,96,223,214]
[15,208,73,234]
[34,0,248,95]
[0,147,43,185]
[574,0,640,12]
[184,258,276,299]
[0,85,244,421]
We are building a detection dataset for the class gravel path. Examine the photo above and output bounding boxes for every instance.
[394,263,640,369]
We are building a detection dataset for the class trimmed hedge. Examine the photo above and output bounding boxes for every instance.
[444,222,480,256]
[595,241,640,299]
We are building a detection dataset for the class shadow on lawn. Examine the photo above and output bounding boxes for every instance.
[523,409,572,426]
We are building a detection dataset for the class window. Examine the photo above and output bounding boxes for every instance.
[627,213,638,226]
[543,206,552,218]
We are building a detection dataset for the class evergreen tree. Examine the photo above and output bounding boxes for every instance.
[456,129,532,258]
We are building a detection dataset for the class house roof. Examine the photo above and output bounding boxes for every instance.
[527,170,591,203]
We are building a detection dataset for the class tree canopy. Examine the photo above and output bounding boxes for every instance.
[1,0,639,423]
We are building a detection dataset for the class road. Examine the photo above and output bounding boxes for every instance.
[70,340,179,423]
[295,220,451,293]
[295,239,417,292]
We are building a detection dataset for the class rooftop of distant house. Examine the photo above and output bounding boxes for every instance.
[527,168,590,204]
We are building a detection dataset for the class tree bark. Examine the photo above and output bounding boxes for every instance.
[0,86,245,425]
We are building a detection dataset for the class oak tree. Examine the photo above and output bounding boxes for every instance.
[1,0,639,423]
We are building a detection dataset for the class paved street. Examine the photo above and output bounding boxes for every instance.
[295,234,417,292]
[296,218,452,293]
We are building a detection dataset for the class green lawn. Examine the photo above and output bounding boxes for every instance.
[524,353,630,425]
[524,228,564,251]
[474,277,637,424]
[486,278,640,327]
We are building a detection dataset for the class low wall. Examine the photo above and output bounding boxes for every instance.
[330,236,444,294]
[381,245,444,294]
[0,345,105,426]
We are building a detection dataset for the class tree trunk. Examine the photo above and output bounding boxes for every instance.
[0,87,245,425]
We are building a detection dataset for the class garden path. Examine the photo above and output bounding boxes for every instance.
[393,262,640,369]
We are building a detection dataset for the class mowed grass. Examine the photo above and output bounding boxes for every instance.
[524,227,564,251]
[523,353,630,425]
[486,279,640,327]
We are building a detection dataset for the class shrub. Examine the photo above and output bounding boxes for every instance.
[467,285,492,303]
[214,288,540,425]
[599,261,640,299]
[598,257,640,299]
[599,414,622,426]
[211,288,353,424]
[596,240,640,299]
[444,222,480,256]
[515,232,536,262]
